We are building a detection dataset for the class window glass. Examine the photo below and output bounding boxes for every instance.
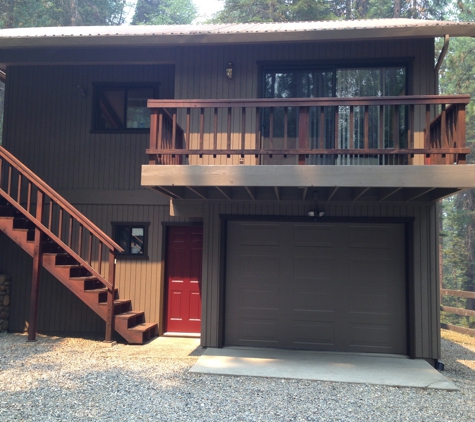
[262,65,407,164]
[93,84,157,131]
[113,223,148,257]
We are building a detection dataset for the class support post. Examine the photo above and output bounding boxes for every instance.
[105,250,116,342]
[28,190,44,342]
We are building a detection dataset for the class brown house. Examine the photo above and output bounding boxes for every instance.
[0,19,475,365]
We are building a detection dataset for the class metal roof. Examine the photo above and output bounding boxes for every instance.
[0,19,474,48]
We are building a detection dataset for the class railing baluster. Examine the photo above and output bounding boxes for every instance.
[149,109,158,165]
[0,157,3,188]
[284,107,288,151]
[241,107,246,152]
[298,106,309,165]
[58,208,63,240]
[27,182,32,213]
[227,107,232,158]
[393,105,400,150]
[349,106,354,150]
[441,104,447,164]
[7,166,12,196]
[17,174,22,203]
[68,215,73,248]
[213,107,218,155]
[199,107,204,152]
[319,106,324,150]
[186,108,191,147]
[255,107,261,159]
[425,104,431,164]
[269,108,274,153]
[334,106,339,150]
[78,224,83,256]
[379,105,384,149]
[172,111,177,151]
[457,104,466,164]
[48,200,53,230]
[88,233,93,265]
[98,242,103,274]
[364,105,369,151]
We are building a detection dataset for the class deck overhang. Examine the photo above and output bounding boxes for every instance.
[141,165,475,202]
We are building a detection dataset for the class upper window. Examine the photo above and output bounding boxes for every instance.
[93,83,159,132]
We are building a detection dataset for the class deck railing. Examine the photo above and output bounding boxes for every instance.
[147,95,470,166]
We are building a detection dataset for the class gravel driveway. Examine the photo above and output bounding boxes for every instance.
[0,330,474,422]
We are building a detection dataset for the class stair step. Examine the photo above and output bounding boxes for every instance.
[42,241,64,253]
[0,205,18,217]
[115,311,145,330]
[12,217,35,230]
[55,253,79,266]
[129,322,157,333]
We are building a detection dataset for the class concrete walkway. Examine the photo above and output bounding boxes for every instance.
[190,347,457,390]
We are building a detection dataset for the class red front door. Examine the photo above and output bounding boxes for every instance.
[165,226,203,333]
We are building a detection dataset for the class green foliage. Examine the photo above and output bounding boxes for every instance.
[212,0,450,23]
[132,0,197,25]
[0,0,128,28]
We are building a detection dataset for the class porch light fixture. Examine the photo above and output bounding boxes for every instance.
[226,62,234,79]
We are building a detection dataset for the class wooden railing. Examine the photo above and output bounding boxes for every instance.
[441,288,475,337]
[0,146,123,341]
[147,95,471,165]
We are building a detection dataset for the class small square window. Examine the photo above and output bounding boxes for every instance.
[112,222,150,259]
[93,84,159,132]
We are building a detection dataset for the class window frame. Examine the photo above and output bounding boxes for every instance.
[92,82,160,134]
[111,222,150,260]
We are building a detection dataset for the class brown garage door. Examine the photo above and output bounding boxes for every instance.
[225,221,407,354]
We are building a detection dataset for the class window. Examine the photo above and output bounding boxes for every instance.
[262,63,407,164]
[112,222,149,259]
[93,84,159,132]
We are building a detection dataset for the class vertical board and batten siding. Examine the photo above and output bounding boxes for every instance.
[2,204,200,335]
[174,39,434,165]
[3,64,174,190]
[201,200,440,360]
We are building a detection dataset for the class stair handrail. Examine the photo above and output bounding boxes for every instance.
[0,146,123,292]
[0,146,122,253]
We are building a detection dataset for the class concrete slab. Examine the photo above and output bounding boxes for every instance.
[190,347,458,390]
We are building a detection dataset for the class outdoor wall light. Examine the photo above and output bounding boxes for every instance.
[307,211,325,218]
[226,62,234,79]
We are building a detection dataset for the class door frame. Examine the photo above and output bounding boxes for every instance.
[161,222,204,336]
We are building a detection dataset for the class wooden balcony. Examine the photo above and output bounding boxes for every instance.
[147,95,470,166]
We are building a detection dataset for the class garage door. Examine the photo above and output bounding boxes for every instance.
[225,221,407,354]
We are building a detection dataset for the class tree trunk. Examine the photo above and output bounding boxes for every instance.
[393,0,401,18]
[70,0,78,26]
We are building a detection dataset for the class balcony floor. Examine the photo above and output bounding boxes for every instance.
[141,165,475,202]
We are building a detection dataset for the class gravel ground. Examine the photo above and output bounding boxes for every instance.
[0,330,474,422]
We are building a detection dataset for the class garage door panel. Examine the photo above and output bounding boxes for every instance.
[293,289,336,313]
[349,293,392,314]
[237,285,280,311]
[293,224,338,247]
[290,320,336,348]
[292,256,337,279]
[240,223,281,246]
[234,319,279,345]
[225,221,406,354]
[348,323,399,352]
[346,225,394,249]
[238,255,281,278]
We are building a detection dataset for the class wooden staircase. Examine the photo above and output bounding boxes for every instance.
[0,147,158,344]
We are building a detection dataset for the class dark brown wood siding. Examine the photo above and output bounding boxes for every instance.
[201,200,440,360]
[2,204,200,335]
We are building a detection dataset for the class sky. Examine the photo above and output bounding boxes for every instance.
[194,0,224,22]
